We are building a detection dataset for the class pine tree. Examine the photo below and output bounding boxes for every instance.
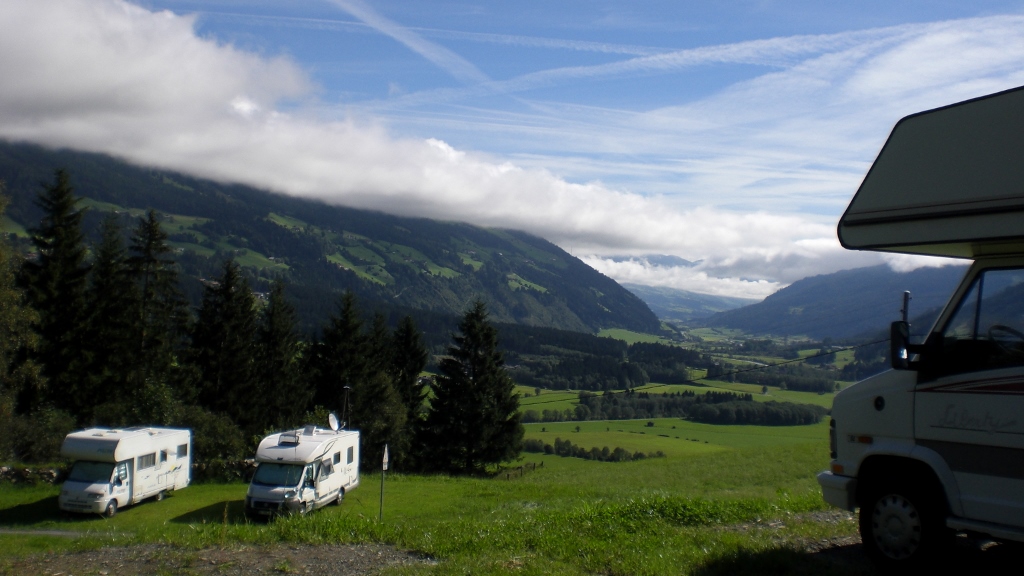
[20,169,91,418]
[254,279,309,430]
[0,188,43,453]
[424,300,523,474]
[390,315,429,470]
[191,259,258,432]
[126,210,188,423]
[81,215,138,423]
[309,292,367,417]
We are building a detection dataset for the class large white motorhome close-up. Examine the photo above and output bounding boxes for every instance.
[58,427,192,517]
[245,414,360,519]
[818,85,1024,570]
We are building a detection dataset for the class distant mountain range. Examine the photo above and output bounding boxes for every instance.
[623,283,757,322]
[700,264,968,340]
[0,142,660,336]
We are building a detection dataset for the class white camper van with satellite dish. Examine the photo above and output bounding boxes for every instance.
[819,85,1024,569]
[244,414,359,519]
[58,427,192,517]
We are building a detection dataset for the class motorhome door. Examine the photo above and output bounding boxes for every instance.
[914,264,1024,527]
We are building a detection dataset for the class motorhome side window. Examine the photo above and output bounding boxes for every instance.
[347,446,354,464]
[177,444,188,458]
[937,267,1024,375]
[138,453,156,470]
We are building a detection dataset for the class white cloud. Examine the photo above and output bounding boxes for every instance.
[0,0,1021,300]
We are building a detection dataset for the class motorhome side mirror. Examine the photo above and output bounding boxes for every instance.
[891,321,911,370]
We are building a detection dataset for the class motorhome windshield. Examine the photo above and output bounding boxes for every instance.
[252,463,305,486]
[67,461,115,483]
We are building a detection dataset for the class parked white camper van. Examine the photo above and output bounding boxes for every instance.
[819,85,1024,569]
[245,415,359,518]
[59,427,192,517]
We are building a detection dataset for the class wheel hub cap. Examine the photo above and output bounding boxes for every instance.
[871,494,922,560]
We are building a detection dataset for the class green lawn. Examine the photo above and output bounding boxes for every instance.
[0,419,866,576]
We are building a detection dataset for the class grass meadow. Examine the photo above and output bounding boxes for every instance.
[0,418,873,576]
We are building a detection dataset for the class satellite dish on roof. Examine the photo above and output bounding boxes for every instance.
[328,413,340,431]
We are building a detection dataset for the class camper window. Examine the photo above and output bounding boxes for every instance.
[67,461,115,483]
[138,453,156,470]
[934,267,1024,376]
[333,452,341,465]
[347,446,354,464]
[160,450,168,463]
[252,463,304,486]
[177,444,188,458]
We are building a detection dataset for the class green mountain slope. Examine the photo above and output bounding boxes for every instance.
[0,142,660,335]
[702,264,967,340]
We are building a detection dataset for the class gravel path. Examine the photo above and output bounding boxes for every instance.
[0,543,432,576]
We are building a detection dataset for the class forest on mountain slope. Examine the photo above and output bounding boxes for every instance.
[0,142,660,337]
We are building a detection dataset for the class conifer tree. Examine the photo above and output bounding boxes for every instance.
[390,315,429,469]
[424,300,523,474]
[0,189,42,445]
[126,210,187,423]
[192,259,258,432]
[254,279,308,430]
[309,292,367,417]
[21,169,91,418]
[81,215,138,423]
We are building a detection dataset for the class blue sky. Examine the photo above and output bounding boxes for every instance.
[3,0,1024,298]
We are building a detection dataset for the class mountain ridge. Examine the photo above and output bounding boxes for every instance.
[0,141,660,336]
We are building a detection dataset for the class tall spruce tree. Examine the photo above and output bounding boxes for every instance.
[0,189,43,449]
[309,292,367,418]
[21,169,91,418]
[126,210,187,423]
[81,215,138,424]
[390,315,429,470]
[424,300,523,474]
[254,279,309,430]
[191,259,259,433]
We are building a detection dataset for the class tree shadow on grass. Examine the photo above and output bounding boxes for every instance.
[0,495,65,527]
[170,500,248,525]
[692,536,1024,576]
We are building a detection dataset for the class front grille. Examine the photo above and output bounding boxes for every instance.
[250,499,281,511]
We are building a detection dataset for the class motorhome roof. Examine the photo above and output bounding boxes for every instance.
[255,426,357,464]
[60,427,190,462]
[838,85,1024,259]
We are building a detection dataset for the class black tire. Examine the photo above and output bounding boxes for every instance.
[333,489,344,506]
[103,500,117,518]
[859,478,952,572]
[154,490,165,502]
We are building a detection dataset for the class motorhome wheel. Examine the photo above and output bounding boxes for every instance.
[104,500,117,518]
[859,479,950,571]
[154,490,165,502]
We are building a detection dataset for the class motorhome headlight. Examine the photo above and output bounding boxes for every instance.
[284,490,297,500]
[89,492,106,500]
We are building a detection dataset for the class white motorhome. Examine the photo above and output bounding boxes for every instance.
[819,85,1024,569]
[244,415,359,519]
[58,427,192,517]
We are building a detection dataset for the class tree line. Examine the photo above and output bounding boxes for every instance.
[0,170,523,475]
[520,389,826,425]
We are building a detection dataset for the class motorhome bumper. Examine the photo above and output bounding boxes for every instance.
[58,494,108,514]
[817,471,857,511]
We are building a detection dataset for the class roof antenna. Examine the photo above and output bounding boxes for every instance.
[341,385,351,429]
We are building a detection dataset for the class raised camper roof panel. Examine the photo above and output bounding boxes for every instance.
[838,85,1024,259]
[60,427,190,462]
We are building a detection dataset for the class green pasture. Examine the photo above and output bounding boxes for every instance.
[596,328,674,345]
[0,418,868,576]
